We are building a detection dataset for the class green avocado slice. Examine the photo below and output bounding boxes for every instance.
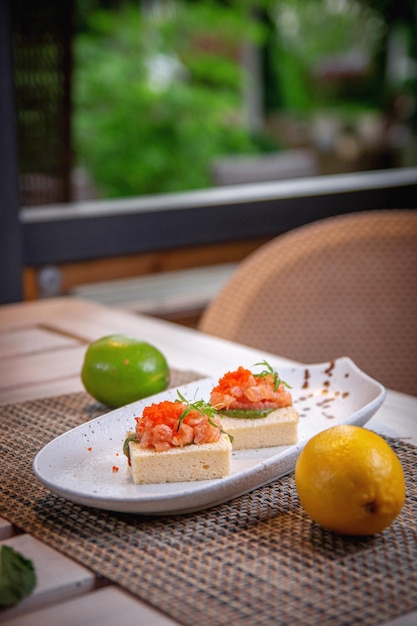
[123,433,138,458]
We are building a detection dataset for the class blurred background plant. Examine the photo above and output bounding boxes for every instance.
[73,1,278,197]
[72,0,417,198]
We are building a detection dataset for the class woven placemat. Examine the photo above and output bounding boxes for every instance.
[1,370,417,626]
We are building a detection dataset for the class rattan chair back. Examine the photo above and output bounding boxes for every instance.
[199,210,417,396]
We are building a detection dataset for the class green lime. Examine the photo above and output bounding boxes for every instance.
[81,334,170,408]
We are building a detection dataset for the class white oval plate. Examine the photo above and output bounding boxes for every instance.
[33,357,385,515]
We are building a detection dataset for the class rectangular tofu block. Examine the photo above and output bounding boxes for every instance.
[129,433,232,484]
[219,406,299,450]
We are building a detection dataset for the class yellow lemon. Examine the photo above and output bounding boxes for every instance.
[295,424,406,536]
[81,334,169,408]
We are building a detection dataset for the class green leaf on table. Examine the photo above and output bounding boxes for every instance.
[0,545,37,607]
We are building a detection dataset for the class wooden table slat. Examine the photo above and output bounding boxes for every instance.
[0,346,87,392]
[0,586,180,626]
[0,516,14,540]
[0,327,81,359]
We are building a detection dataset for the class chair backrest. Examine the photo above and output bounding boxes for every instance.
[199,210,417,396]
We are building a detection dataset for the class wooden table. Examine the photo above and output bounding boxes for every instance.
[1,297,416,626]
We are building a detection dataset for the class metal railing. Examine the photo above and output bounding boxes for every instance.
[21,167,417,266]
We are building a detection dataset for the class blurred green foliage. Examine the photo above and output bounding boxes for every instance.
[73,0,416,198]
[73,2,276,198]
[272,0,416,116]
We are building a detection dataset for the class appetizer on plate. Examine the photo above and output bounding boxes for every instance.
[123,394,232,484]
[209,361,299,449]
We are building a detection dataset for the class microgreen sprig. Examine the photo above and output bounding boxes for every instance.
[175,390,233,442]
[253,360,292,391]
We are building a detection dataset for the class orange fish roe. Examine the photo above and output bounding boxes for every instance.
[210,366,293,410]
[135,400,222,452]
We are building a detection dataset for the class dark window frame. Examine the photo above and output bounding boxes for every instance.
[21,167,417,266]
